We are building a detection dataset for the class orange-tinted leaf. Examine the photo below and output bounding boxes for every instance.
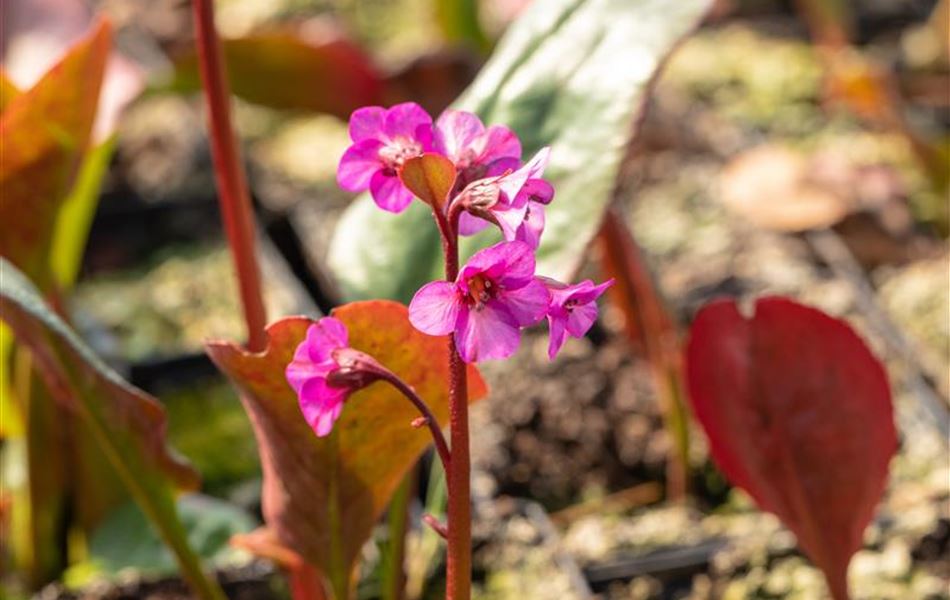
[1,0,143,141]
[172,25,383,118]
[0,258,224,599]
[0,19,109,291]
[399,153,457,210]
[0,70,19,111]
[684,297,897,600]
[206,301,487,584]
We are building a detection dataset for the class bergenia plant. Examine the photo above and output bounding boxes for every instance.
[281,103,611,598]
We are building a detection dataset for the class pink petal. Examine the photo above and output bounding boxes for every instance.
[514,201,545,249]
[436,110,485,160]
[565,301,599,338]
[546,315,568,360]
[493,200,529,241]
[499,277,550,327]
[409,281,462,335]
[484,156,521,178]
[349,106,386,142]
[570,279,614,305]
[456,303,521,363]
[370,170,414,213]
[480,125,521,164]
[299,377,346,437]
[460,241,535,287]
[286,354,333,394]
[383,102,433,141]
[313,401,344,437]
[518,178,554,205]
[458,212,491,236]
[337,139,384,192]
[497,147,550,201]
[305,317,349,363]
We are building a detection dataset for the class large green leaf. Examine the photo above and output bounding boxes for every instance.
[206,301,487,598]
[328,0,712,302]
[0,258,224,600]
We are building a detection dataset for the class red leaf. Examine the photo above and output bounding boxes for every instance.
[171,23,383,118]
[685,297,896,600]
[206,300,487,586]
[0,19,109,290]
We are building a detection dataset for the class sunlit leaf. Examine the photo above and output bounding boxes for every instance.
[399,153,457,210]
[49,135,117,289]
[206,301,487,593]
[0,70,19,111]
[328,0,713,301]
[684,296,897,600]
[0,258,224,600]
[0,19,108,292]
[170,26,383,118]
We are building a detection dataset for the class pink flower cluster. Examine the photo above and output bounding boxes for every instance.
[289,103,612,435]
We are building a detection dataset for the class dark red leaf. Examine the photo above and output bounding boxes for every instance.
[685,296,897,600]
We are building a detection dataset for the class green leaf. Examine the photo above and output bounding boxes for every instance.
[64,495,256,586]
[169,28,383,118]
[434,0,490,53]
[49,135,117,290]
[0,258,225,600]
[206,301,487,597]
[328,0,713,302]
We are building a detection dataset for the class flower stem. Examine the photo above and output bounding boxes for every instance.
[192,0,267,352]
[375,370,452,473]
[439,211,471,600]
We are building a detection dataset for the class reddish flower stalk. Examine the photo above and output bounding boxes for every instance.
[192,0,267,352]
[440,212,471,600]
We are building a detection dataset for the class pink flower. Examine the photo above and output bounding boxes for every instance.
[456,148,552,244]
[409,241,551,363]
[540,278,614,359]
[285,317,382,437]
[337,103,435,213]
[513,178,555,249]
[434,109,521,191]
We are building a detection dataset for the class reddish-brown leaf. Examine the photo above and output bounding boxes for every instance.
[399,153,457,210]
[0,19,109,290]
[684,296,897,600]
[206,300,487,584]
[171,25,383,118]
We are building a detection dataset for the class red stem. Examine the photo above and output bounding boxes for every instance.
[375,369,452,473]
[439,211,471,600]
[192,0,267,352]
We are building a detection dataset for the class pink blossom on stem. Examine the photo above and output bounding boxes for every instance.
[435,109,521,191]
[337,102,435,213]
[456,147,552,243]
[540,277,614,359]
[285,317,380,437]
[409,241,550,363]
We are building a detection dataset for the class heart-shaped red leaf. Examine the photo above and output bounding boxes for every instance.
[206,300,487,587]
[685,296,896,600]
